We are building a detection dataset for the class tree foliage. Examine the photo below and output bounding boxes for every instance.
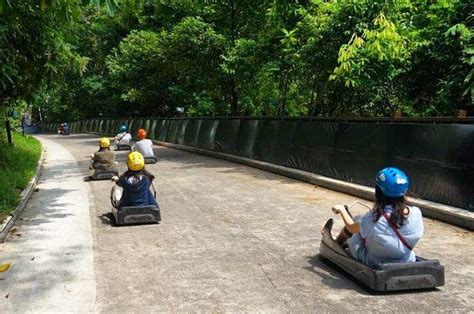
[1,0,472,123]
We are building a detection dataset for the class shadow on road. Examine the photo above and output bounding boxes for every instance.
[303,254,370,295]
[98,212,115,226]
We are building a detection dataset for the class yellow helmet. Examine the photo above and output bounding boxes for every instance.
[100,137,110,148]
[127,151,145,171]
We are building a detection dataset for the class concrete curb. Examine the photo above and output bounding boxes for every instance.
[0,140,45,243]
[153,140,474,231]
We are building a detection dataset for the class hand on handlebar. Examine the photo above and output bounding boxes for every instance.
[111,176,119,182]
[332,204,346,215]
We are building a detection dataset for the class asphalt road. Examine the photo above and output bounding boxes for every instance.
[1,134,474,312]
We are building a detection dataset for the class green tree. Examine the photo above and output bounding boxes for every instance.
[3,0,472,126]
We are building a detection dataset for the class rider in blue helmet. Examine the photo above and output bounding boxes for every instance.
[376,167,410,198]
[330,167,424,267]
[63,122,69,135]
[114,123,131,148]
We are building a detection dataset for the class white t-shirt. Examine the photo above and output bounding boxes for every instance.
[116,132,131,145]
[134,139,155,157]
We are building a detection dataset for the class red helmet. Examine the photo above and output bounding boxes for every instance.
[137,128,147,140]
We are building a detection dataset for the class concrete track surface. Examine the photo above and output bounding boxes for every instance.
[1,134,473,312]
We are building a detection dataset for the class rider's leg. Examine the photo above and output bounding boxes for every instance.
[111,186,123,208]
[336,213,361,245]
[336,227,353,245]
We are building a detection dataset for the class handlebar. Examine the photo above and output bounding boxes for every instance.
[332,201,371,218]
[347,201,372,210]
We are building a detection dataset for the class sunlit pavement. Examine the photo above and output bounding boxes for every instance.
[0,136,96,312]
[1,134,473,312]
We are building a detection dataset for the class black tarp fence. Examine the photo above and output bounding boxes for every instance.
[42,117,474,211]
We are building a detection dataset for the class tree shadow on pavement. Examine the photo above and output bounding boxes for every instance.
[18,188,76,228]
[0,243,92,311]
[44,160,88,177]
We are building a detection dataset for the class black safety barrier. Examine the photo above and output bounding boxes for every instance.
[42,117,474,211]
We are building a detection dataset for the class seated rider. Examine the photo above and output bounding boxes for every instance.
[133,128,156,160]
[111,152,158,208]
[58,123,64,134]
[114,124,132,147]
[332,167,423,267]
[63,122,69,134]
[90,137,117,170]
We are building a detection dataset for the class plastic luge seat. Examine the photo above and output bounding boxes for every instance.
[115,144,131,151]
[319,218,445,292]
[92,169,119,180]
[112,205,161,225]
[144,156,157,164]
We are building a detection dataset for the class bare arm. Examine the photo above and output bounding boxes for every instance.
[332,205,360,234]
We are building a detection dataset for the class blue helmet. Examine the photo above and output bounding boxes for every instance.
[119,124,127,132]
[375,167,410,198]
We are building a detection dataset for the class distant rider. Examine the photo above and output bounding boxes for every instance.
[331,167,424,267]
[63,122,69,135]
[114,124,132,148]
[111,152,158,208]
[133,128,157,161]
[90,137,117,171]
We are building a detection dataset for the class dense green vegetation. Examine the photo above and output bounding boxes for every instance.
[0,133,41,219]
[1,0,472,125]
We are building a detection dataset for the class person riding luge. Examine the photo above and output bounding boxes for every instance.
[90,137,117,171]
[114,124,132,150]
[331,167,424,267]
[132,128,157,163]
[63,122,70,135]
[111,151,158,208]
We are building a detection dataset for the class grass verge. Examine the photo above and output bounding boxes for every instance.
[0,133,41,221]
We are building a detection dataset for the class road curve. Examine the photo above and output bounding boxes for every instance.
[1,134,473,312]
